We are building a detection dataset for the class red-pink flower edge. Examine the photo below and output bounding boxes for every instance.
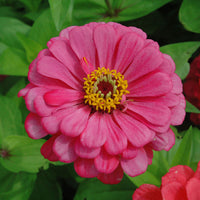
[132,162,200,200]
[18,22,185,184]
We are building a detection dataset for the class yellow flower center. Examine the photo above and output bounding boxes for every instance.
[83,67,129,113]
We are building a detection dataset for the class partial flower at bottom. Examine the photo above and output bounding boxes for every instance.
[18,22,185,184]
[132,161,200,200]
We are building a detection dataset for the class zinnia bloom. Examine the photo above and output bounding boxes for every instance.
[132,162,200,200]
[18,22,185,184]
[184,54,200,125]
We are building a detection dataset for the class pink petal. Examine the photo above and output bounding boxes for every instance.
[94,150,119,174]
[93,24,117,68]
[97,166,124,184]
[121,148,148,177]
[40,134,59,162]
[114,32,144,72]
[162,165,194,186]
[75,139,100,159]
[25,113,48,139]
[59,26,76,39]
[74,158,99,178]
[60,106,91,137]
[161,182,188,200]
[53,135,77,163]
[151,128,175,151]
[80,112,107,148]
[186,178,200,200]
[194,161,200,179]
[144,145,153,165]
[48,39,85,80]
[18,83,34,97]
[37,56,81,90]
[25,87,49,113]
[127,101,171,126]
[44,89,84,106]
[171,94,186,125]
[80,57,95,74]
[124,47,163,82]
[69,26,96,66]
[122,143,138,159]
[129,26,147,39]
[132,184,162,200]
[171,73,183,94]
[104,114,127,155]
[128,72,172,97]
[144,39,159,50]
[114,111,155,147]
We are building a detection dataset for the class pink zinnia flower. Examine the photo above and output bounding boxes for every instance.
[132,162,200,200]
[18,22,185,184]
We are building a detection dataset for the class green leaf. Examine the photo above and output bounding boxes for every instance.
[115,0,172,22]
[171,127,192,167]
[0,164,36,200]
[0,17,30,49]
[179,0,200,33]
[0,42,8,54]
[17,33,43,63]
[28,9,59,48]
[0,95,26,144]
[0,135,49,173]
[160,42,200,80]
[0,47,28,76]
[186,100,200,113]
[74,177,134,200]
[49,0,74,31]
[29,170,62,200]
[19,0,42,11]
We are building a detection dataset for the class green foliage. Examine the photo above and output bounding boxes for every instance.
[74,177,134,200]
[186,100,200,113]
[179,0,200,33]
[0,163,36,200]
[49,0,74,31]
[160,42,200,80]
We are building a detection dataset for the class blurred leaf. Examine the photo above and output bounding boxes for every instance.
[19,0,42,11]
[186,100,200,113]
[0,17,30,49]
[17,33,43,63]
[160,42,200,80]
[0,47,28,76]
[0,135,49,173]
[74,177,134,200]
[170,126,192,166]
[49,0,74,31]
[0,42,8,54]
[179,0,200,33]
[29,170,62,200]
[0,164,36,200]
[0,6,20,18]
[28,9,59,48]
[0,95,26,144]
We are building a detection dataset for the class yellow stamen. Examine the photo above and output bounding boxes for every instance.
[83,67,129,113]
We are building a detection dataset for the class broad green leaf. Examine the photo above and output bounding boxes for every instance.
[29,170,62,200]
[0,164,36,200]
[19,0,42,11]
[17,33,43,63]
[0,42,8,54]
[114,0,172,22]
[49,0,74,31]
[28,9,59,48]
[160,42,200,80]
[0,47,28,76]
[186,100,200,113]
[0,6,20,18]
[74,177,134,200]
[179,0,200,33]
[171,126,192,167]
[0,95,26,144]
[0,135,49,173]
[0,17,30,49]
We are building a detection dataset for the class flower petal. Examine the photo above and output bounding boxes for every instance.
[132,184,162,200]
[186,178,200,200]
[94,150,119,174]
[60,106,91,137]
[25,113,48,139]
[171,73,183,94]
[80,112,107,148]
[53,135,77,163]
[97,166,124,184]
[74,158,99,178]
[121,148,148,177]
[114,111,154,147]
[122,143,138,159]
